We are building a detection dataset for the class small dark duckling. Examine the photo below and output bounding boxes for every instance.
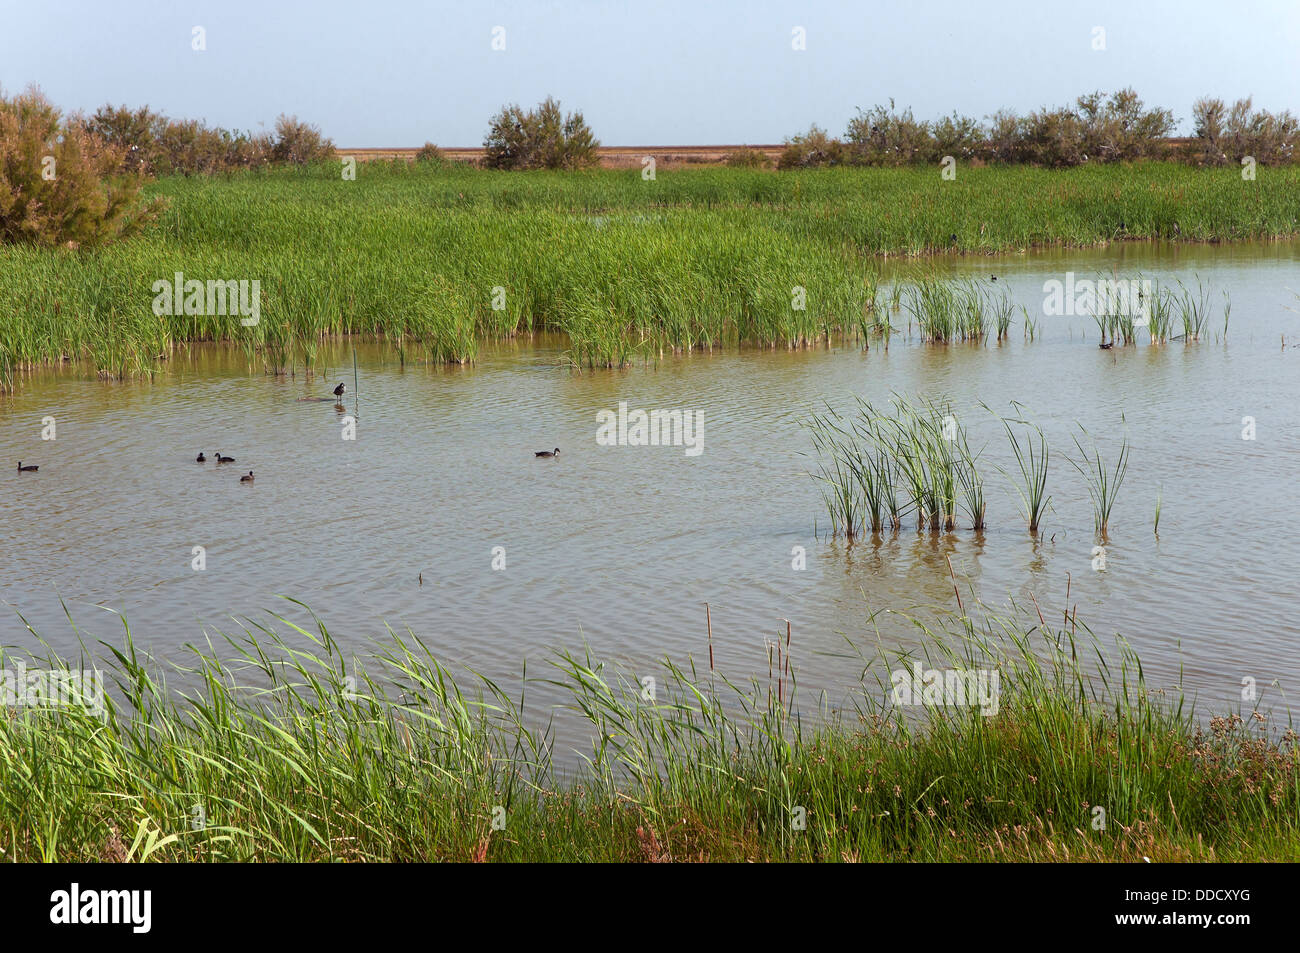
[196,452,206,463]
[217,453,235,463]
[535,448,560,458]
[240,471,254,483]
[17,462,38,472]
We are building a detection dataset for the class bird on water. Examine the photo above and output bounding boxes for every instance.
[240,471,254,483]
[17,462,38,472]
[535,448,560,458]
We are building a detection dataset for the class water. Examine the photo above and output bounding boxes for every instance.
[3,239,1299,750]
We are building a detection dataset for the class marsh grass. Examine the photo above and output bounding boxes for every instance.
[1174,277,1212,341]
[1071,427,1131,537]
[3,161,1294,389]
[1000,410,1052,533]
[1146,285,1174,344]
[1,600,1296,862]
[808,396,983,535]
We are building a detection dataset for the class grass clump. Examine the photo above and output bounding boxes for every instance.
[1,601,1296,862]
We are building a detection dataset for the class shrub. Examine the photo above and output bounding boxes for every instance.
[1075,89,1175,162]
[81,104,168,174]
[83,104,284,174]
[483,97,600,170]
[415,142,446,164]
[777,125,846,169]
[930,112,988,162]
[0,87,159,247]
[269,114,335,165]
[1193,96,1298,166]
[723,146,770,168]
[845,101,936,165]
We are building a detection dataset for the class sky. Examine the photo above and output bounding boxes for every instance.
[2,0,1298,146]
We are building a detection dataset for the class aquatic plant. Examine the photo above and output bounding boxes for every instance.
[1070,426,1130,536]
[1,161,1296,389]
[1,601,1296,862]
[1001,411,1052,533]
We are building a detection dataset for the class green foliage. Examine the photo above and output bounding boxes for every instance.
[0,87,159,248]
[482,97,599,170]
[2,601,1295,861]
[1,160,1296,387]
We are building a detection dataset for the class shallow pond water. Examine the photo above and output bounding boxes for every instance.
[2,239,1299,751]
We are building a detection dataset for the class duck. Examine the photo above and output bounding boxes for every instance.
[333,382,346,399]
[216,453,235,463]
[196,452,206,463]
[16,462,38,472]
[535,448,560,458]
[240,471,254,483]
[1099,342,1113,350]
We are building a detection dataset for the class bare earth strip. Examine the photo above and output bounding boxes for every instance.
[339,145,786,167]
[343,139,1203,168]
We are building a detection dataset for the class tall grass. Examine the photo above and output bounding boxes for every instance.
[1071,427,1131,537]
[1,601,1296,861]
[1001,411,1052,533]
[807,397,983,535]
[2,161,1295,388]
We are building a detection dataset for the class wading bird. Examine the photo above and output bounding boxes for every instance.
[333,382,346,399]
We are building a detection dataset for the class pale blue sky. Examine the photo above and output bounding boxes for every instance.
[3,0,1298,145]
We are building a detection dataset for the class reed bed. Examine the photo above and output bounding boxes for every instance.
[1,160,1293,388]
[1,601,1295,862]
[806,396,984,535]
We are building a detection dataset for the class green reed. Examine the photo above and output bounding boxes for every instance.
[1000,411,1052,533]
[1070,427,1131,537]
[2,161,1295,388]
[2,600,1296,861]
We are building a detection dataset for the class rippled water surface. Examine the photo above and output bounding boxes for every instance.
[3,240,1299,742]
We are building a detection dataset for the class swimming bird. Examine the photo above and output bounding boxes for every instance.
[16,462,38,472]
[1099,342,1113,350]
[333,382,346,399]
[196,452,206,463]
[535,448,560,458]
[240,471,254,483]
[217,453,235,463]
